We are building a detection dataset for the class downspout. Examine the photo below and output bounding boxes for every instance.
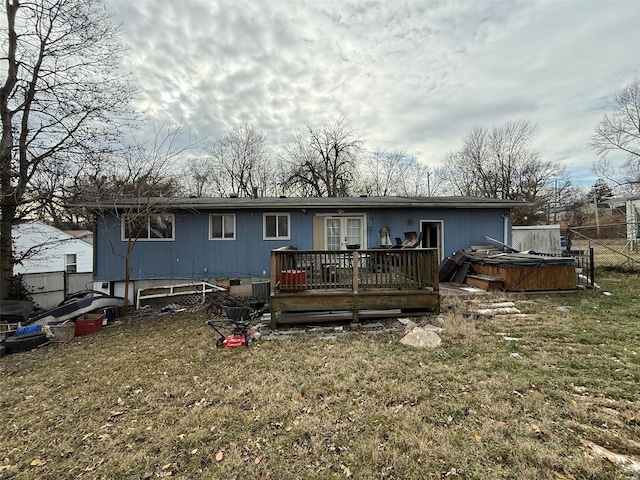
[503,213,509,247]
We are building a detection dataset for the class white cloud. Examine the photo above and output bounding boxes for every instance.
[108,0,640,189]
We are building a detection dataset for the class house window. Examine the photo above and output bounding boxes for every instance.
[122,213,175,241]
[65,254,77,273]
[264,213,290,240]
[209,214,235,240]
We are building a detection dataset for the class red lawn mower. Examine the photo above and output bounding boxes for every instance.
[206,296,266,348]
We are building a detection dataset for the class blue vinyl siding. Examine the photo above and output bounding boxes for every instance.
[95,210,315,281]
[94,207,511,281]
[363,207,509,258]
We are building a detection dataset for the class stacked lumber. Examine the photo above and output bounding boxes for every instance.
[439,247,505,290]
[463,245,501,256]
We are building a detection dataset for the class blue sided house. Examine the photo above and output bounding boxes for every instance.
[91,195,522,299]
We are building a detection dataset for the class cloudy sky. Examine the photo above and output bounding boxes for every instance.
[107,0,640,191]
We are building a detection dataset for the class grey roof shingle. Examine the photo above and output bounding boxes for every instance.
[84,195,528,211]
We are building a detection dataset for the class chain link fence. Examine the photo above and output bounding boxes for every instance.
[568,223,640,273]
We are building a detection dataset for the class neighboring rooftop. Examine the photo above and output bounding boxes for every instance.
[64,229,93,244]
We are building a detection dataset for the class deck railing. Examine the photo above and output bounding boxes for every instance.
[270,248,440,294]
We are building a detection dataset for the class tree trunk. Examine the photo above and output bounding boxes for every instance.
[0,0,19,298]
[124,250,131,308]
[0,204,16,298]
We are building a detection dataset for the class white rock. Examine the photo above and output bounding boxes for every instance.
[400,327,442,348]
[486,302,516,308]
[422,324,444,334]
[404,320,418,334]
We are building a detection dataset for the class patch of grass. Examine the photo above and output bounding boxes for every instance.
[1,273,640,479]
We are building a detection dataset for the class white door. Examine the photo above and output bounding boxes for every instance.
[325,217,364,250]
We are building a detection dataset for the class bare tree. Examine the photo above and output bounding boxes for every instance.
[180,156,221,197]
[281,118,362,197]
[398,160,448,197]
[355,149,410,196]
[0,0,133,297]
[355,149,446,197]
[591,79,640,193]
[443,121,564,224]
[89,125,192,308]
[199,123,273,197]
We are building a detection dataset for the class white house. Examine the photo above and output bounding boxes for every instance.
[13,220,93,274]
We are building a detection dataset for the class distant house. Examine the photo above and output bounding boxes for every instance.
[89,196,523,299]
[64,229,94,245]
[13,220,93,275]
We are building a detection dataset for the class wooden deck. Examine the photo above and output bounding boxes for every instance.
[269,248,440,327]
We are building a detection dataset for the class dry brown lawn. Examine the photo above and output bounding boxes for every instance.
[1,271,639,479]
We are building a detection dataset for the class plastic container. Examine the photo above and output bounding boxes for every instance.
[15,324,41,336]
[3,332,48,353]
[101,307,116,324]
[49,322,75,342]
[280,270,306,292]
[75,313,106,336]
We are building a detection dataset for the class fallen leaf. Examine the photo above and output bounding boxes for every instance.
[530,423,542,433]
[284,425,293,432]
[30,459,46,467]
[554,472,576,479]
[191,448,198,455]
[215,450,224,462]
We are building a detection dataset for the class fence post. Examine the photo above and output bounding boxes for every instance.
[589,247,595,287]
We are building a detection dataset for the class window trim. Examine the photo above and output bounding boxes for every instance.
[65,253,77,273]
[121,213,175,241]
[263,212,290,240]
[209,213,236,241]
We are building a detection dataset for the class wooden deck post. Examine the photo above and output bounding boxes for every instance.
[270,254,278,329]
[352,252,359,324]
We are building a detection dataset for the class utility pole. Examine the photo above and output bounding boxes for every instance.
[594,193,600,236]
[553,178,558,223]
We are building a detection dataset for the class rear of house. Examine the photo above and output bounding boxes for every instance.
[90,196,521,300]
